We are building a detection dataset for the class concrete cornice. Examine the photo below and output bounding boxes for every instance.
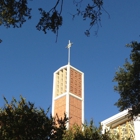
[101,109,130,127]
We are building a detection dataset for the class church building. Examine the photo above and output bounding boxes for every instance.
[52,41,84,129]
[101,109,140,140]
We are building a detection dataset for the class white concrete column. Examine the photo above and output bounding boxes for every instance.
[66,64,70,129]
[52,72,56,116]
[101,124,105,134]
[82,73,84,125]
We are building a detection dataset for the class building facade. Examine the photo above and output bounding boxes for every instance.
[101,110,140,140]
[52,64,84,129]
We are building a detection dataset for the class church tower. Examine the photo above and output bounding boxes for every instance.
[52,41,84,128]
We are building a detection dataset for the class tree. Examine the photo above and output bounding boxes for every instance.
[0,96,68,140]
[113,41,140,117]
[0,0,105,42]
[62,120,113,140]
[0,96,113,140]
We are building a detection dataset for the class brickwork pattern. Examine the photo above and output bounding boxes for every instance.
[54,96,66,119]
[70,68,82,97]
[69,95,82,126]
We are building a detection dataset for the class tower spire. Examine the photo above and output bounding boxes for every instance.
[66,40,73,65]
[52,40,84,129]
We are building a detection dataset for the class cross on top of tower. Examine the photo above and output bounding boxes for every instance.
[66,40,73,65]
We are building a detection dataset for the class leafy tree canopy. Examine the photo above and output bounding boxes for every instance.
[63,120,113,140]
[0,96,128,139]
[0,96,68,140]
[0,0,105,42]
[113,41,140,117]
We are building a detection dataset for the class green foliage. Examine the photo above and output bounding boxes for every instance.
[0,96,68,140]
[36,7,63,38]
[68,0,104,37]
[0,0,31,28]
[113,41,140,117]
[0,96,125,139]
[62,120,112,140]
[0,0,105,42]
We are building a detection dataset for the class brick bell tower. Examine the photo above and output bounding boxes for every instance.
[52,40,84,129]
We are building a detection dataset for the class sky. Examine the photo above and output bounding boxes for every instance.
[0,0,140,126]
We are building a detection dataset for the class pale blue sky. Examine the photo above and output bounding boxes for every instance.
[0,0,140,126]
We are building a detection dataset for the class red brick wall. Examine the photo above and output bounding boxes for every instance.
[54,96,66,119]
[70,68,82,97]
[69,95,82,127]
